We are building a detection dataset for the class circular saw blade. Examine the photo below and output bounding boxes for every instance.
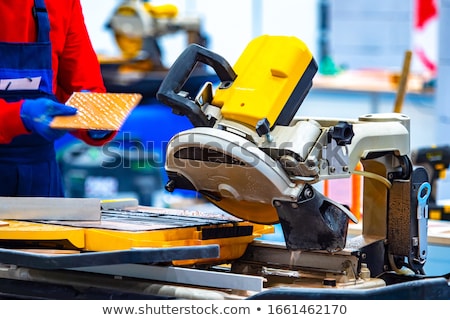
[165,127,295,225]
[205,197,279,225]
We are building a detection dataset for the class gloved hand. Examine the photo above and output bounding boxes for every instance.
[20,98,77,142]
[87,130,113,140]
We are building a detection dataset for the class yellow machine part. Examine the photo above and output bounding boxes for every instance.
[144,3,178,18]
[0,221,85,249]
[429,205,450,221]
[212,35,315,128]
[114,34,144,60]
[0,220,274,266]
[113,2,178,60]
[112,4,143,59]
[82,222,273,265]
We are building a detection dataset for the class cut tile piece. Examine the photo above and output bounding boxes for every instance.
[51,92,142,130]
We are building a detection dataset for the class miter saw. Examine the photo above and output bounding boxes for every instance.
[101,0,212,100]
[0,35,448,300]
[156,34,438,292]
[106,0,206,71]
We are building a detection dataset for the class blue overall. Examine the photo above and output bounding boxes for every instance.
[0,0,65,197]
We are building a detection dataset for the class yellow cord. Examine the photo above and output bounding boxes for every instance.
[388,254,415,275]
[352,170,392,189]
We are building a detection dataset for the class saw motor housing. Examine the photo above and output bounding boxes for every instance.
[157,35,430,276]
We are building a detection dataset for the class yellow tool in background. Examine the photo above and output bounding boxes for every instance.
[105,0,206,71]
[412,145,450,221]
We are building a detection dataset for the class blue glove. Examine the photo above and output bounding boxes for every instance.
[20,98,77,142]
[87,130,113,140]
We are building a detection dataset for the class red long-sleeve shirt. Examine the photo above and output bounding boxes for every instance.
[0,0,114,146]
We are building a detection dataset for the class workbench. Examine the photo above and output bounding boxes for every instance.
[311,70,433,113]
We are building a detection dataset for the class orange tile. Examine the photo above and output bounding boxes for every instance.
[50,92,142,130]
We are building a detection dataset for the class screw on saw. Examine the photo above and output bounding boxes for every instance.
[256,117,273,143]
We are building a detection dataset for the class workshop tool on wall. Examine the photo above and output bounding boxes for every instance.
[412,145,450,220]
[157,34,431,276]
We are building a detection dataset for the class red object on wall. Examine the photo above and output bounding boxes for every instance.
[413,0,438,77]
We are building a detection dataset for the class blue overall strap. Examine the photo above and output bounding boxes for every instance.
[32,0,50,43]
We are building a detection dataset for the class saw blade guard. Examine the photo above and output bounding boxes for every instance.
[275,184,358,252]
[164,127,295,224]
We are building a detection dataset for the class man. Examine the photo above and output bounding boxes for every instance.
[0,0,116,197]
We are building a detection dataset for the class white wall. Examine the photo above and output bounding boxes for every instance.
[80,0,122,56]
[80,0,319,66]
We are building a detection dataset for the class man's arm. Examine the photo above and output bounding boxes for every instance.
[55,0,117,146]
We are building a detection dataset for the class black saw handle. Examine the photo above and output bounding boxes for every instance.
[156,44,237,127]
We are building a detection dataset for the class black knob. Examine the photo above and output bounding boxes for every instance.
[256,118,271,137]
[329,121,354,146]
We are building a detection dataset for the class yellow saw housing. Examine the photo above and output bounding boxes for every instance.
[213,35,316,128]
